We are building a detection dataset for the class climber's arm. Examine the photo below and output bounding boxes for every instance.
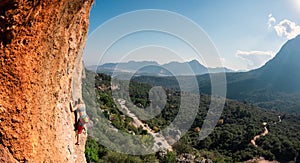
[70,100,78,112]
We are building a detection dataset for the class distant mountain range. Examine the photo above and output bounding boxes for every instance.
[87,60,234,76]
[132,35,300,114]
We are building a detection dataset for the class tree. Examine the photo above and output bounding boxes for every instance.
[85,137,100,163]
[160,151,177,163]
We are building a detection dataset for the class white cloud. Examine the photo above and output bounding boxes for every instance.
[274,19,300,39]
[268,14,300,39]
[268,14,276,29]
[220,57,226,64]
[236,50,275,70]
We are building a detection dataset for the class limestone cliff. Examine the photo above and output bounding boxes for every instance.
[0,0,93,162]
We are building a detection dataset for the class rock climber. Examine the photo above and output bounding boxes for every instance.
[71,98,89,145]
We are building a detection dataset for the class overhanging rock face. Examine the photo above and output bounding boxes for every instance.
[0,0,93,162]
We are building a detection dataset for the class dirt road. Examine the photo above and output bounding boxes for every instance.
[251,124,269,147]
[118,99,173,151]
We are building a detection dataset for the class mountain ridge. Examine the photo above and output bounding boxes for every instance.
[201,35,300,113]
[91,59,234,76]
[226,35,300,93]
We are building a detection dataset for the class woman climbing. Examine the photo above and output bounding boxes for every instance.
[71,98,89,145]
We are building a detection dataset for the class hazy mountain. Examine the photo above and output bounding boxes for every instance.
[162,60,207,75]
[93,60,234,76]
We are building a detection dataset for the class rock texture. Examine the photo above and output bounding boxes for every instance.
[0,0,93,162]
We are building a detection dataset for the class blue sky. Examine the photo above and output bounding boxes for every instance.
[85,0,300,71]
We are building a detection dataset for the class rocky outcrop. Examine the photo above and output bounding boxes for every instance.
[176,153,213,163]
[0,0,93,162]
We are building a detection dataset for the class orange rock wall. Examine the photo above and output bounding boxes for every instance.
[0,0,93,162]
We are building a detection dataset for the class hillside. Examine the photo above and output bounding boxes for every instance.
[218,35,300,113]
[0,0,93,162]
[84,72,300,162]
[256,35,300,92]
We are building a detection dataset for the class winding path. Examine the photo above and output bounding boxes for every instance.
[117,99,173,152]
[251,124,269,147]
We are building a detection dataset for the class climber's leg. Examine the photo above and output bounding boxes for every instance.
[76,125,84,145]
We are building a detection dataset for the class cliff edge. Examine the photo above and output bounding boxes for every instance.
[0,0,93,162]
